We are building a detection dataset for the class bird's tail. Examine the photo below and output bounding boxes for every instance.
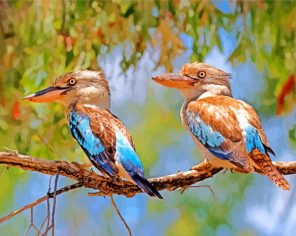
[251,151,290,190]
[131,173,163,199]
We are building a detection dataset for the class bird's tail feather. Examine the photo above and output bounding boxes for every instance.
[131,173,163,199]
[251,151,290,190]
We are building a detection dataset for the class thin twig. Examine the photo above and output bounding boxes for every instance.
[110,196,132,236]
[51,170,60,236]
[24,208,33,236]
[180,185,216,198]
[46,176,53,233]
[40,176,53,236]
[24,208,40,236]
[0,182,83,224]
[37,134,61,160]
[0,165,8,179]
[24,222,31,236]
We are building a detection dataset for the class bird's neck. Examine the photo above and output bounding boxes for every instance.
[64,97,110,114]
[86,96,110,110]
[62,85,111,110]
[65,98,110,120]
[180,84,232,101]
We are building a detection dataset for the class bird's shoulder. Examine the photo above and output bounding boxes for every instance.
[188,95,264,130]
[186,96,242,142]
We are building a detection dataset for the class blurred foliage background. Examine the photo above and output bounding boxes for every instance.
[0,0,295,235]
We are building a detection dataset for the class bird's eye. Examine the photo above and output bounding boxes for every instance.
[198,71,206,78]
[68,79,76,86]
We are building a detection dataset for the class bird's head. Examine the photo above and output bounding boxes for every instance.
[23,70,110,109]
[152,62,232,99]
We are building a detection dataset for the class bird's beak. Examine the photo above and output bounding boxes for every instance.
[152,73,194,88]
[23,86,69,103]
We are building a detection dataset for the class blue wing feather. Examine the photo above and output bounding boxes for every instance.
[185,97,274,171]
[186,110,249,168]
[69,110,117,176]
[244,125,266,153]
[187,111,225,148]
[186,110,268,163]
[114,128,144,175]
[69,107,162,198]
[114,128,162,198]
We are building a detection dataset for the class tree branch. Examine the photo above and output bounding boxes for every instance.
[0,152,295,198]
[0,182,83,224]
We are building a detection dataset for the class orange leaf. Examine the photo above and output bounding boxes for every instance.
[11,101,20,120]
[61,34,76,51]
[96,27,106,44]
[276,75,296,115]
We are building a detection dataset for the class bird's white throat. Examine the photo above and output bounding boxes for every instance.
[64,86,110,109]
[180,84,231,101]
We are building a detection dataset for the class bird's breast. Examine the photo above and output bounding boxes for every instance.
[180,101,190,129]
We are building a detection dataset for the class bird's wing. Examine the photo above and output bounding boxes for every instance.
[185,96,274,170]
[107,112,136,150]
[68,103,119,177]
[111,116,162,198]
[69,103,162,198]
[232,98,288,189]
[237,100,275,155]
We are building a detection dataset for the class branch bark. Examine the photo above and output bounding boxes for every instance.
[0,152,295,198]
